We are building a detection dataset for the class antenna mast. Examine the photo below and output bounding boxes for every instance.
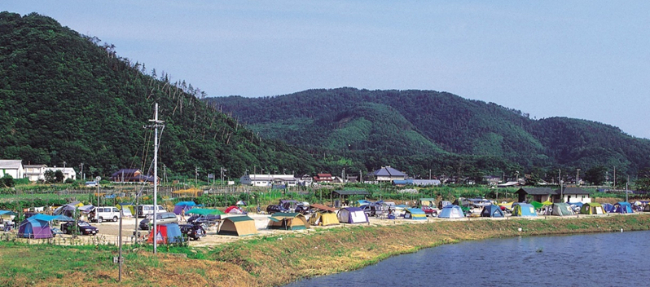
[145,103,164,254]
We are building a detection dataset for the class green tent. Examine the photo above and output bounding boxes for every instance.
[530,201,543,209]
[186,208,225,215]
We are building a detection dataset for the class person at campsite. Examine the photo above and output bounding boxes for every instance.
[181,209,186,222]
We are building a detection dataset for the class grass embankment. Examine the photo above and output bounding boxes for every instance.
[1,215,649,286]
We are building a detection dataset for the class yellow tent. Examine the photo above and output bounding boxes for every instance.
[267,213,310,230]
[308,211,340,226]
[218,216,258,236]
[172,188,203,197]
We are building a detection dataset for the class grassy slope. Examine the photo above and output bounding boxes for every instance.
[1,215,649,286]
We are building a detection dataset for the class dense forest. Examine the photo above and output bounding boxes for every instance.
[0,12,323,179]
[207,88,650,181]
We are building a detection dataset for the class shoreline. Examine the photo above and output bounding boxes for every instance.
[0,214,648,286]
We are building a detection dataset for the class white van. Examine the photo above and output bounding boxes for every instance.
[90,206,121,223]
[137,205,166,218]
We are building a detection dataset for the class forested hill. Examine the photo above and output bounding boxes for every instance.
[206,88,650,176]
[0,12,323,178]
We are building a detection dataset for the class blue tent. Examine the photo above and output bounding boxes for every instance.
[438,205,465,219]
[512,203,538,217]
[173,201,196,215]
[148,223,184,244]
[613,202,634,214]
[0,210,16,216]
[18,214,74,239]
[480,205,504,217]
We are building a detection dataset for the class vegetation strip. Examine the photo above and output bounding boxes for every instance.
[1,215,648,286]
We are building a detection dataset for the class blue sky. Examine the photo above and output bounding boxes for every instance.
[6,1,650,138]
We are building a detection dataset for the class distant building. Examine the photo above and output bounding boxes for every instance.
[24,164,47,181]
[515,187,592,204]
[240,174,297,187]
[313,173,333,183]
[0,160,24,179]
[372,166,406,183]
[45,167,77,181]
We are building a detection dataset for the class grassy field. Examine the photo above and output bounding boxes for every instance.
[1,214,649,286]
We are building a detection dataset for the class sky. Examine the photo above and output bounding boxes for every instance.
[6,1,650,138]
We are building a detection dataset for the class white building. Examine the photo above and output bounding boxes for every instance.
[239,174,297,187]
[24,164,47,181]
[0,160,24,179]
[45,167,77,181]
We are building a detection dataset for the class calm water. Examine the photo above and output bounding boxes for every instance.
[286,230,650,286]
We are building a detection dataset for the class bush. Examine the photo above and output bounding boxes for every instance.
[1,174,14,187]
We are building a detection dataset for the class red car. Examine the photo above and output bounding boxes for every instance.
[421,206,438,217]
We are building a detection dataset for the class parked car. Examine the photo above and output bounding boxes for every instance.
[421,206,438,217]
[137,205,166,218]
[187,214,220,226]
[61,221,99,235]
[139,212,178,230]
[266,199,298,214]
[89,206,121,223]
[179,223,206,240]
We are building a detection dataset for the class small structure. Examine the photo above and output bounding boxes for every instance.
[331,190,370,207]
[372,166,407,183]
[480,205,505,218]
[438,205,465,219]
[267,213,310,230]
[551,203,575,216]
[240,174,297,187]
[0,160,24,179]
[24,164,47,181]
[515,187,555,203]
[512,203,538,217]
[313,173,333,183]
[404,208,427,220]
[147,223,184,244]
[580,203,606,215]
[218,216,258,236]
[336,207,368,224]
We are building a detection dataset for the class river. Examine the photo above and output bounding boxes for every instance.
[286,230,650,286]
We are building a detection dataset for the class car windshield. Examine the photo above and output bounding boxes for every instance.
[78,221,91,227]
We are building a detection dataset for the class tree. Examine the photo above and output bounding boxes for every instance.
[44,170,55,183]
[1,174,14,187]
[54,170,65,183]
[584,166,607,185]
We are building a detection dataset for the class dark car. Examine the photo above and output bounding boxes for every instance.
[179,223,206,240]
[139,212,178,230]
[266,199,298,214]
[187,214,220,227]
[61,221,98,235]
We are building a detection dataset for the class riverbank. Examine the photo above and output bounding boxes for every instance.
[1,214,649,286]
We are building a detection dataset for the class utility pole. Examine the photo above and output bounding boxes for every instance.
[559,169,562,203]
[145,103,164,254]
[613,166,616,189]
[429,169,432,180]
[195,166,198,186]
[626,175,629,202]
[576,169,580,186]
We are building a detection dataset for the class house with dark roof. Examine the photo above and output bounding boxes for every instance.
[372,166,406,183]
[515,187,592,203]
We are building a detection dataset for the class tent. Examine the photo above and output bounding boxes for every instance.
[18,214,74,239]
[530,201,543,210]
[187,208,225,216]
[612,202,634,214]
[419,198,436,207]
[438,205,465,219]
[147,223,184,244]
[512,203,538,217]
[225,206,245,214]
[308,211,340,226]
[404,208,427,220]
[498,202,514,212]
[551,203,575,216]
[480,205,504,217]
[644,204,650,212]
[438,201,452,209]
[267,213,310,230]
[336,207,369,224]
[580,203,606,215]
[602,203,615,213]
[117,203,135,217]
[173,201,196,215]
[218,216,258,236]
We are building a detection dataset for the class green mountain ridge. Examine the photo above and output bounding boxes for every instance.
[206,88,650,178]
[0,12,322,178]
